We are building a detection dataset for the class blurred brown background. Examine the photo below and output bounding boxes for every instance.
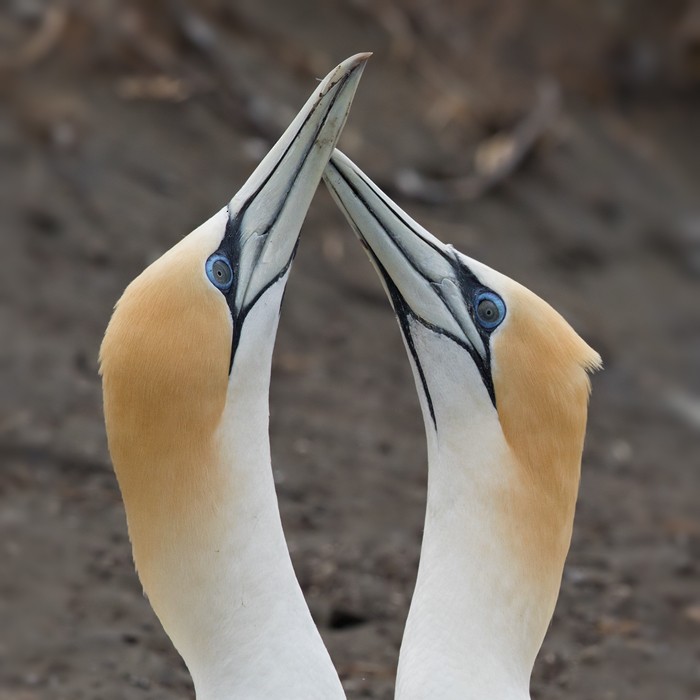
[1,1,699,698]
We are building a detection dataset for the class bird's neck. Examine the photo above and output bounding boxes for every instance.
[113,328,344,699]
[396,443,535,700]
[397,344,577,700]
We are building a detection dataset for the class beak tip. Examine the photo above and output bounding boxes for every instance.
[342,52,373,71]
[353,51,373,62]
[320,52,372,94]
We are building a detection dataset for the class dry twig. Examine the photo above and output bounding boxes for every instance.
[0,3,68,70]
[393,80,561,204]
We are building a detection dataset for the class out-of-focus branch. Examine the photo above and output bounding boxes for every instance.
[0,3,68,70]
[392,80,561,204]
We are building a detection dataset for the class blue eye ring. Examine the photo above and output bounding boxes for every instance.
[206,254,234,292]
[474,291,506,330]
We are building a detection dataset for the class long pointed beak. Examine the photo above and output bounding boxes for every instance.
[223,53,370,320]
[323,149,489,361]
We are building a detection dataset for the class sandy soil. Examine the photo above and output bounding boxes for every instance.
[0,1,699,698]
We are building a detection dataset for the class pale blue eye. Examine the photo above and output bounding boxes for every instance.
[474,291,506,330]
[206,254,233,292]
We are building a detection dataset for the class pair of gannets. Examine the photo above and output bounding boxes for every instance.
[100,54,600,700]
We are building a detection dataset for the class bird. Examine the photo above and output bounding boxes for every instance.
[324,150,601,700]
[99,54,369,700]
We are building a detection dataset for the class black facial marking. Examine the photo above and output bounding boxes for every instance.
[221,211,295,373]
[209,81,345,372]
[329,163,500,427]
[362,243,437,427]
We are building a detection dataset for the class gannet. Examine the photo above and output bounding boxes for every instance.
[99,55,369,700]
[324,150,601,700]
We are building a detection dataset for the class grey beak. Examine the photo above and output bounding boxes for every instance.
[223,54,371,322]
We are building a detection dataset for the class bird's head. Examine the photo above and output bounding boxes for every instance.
[324,150,601,619]
[99,56,368,592]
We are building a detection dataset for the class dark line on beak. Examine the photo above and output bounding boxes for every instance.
[327,161,496,408]
[222,71,354,371]
[363,243,438,429]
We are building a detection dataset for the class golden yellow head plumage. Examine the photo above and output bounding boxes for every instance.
[101,224,231,446]
[491,274,601,497]
[100,214,232,573]
[484,271,601,585]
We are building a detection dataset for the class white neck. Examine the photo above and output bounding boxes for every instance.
[395,442,533,700]
[146,293,345,700]
[395,328,556,700]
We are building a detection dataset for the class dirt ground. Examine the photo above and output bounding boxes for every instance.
[0,1,699,698]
